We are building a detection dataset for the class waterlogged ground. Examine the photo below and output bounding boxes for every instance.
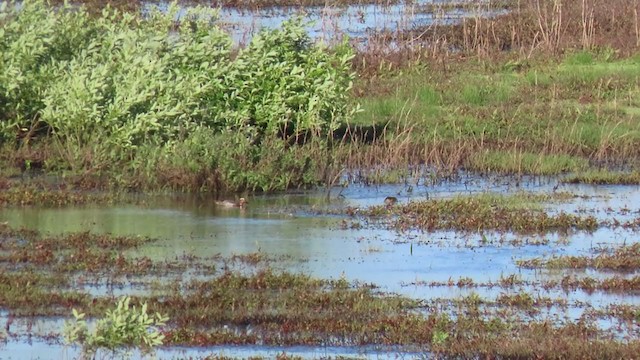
[1,173,639,359]
[143,0,492,45]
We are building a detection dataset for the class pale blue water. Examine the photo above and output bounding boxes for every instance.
[1,173,639,358]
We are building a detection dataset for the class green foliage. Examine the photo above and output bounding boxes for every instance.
[0,0,96,142]
[431,330,449,346]
[466,150,589,175]
[222,18,355,138]
[431,313,451,347]
[145,127,319,192]
[64,296,168,359]
[0,0,355,189]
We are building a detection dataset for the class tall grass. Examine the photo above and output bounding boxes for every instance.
[349,49,640,178]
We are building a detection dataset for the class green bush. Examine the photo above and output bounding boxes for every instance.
[64,296,169,359]
[0,0,97,142]
[0,0,356,190]
[136,127,320,192]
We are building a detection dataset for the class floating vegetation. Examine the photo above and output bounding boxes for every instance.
[157,270,430,347]
[411,273,640,295]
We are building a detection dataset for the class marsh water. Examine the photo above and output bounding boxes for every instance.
[144,0,495,46]
[1,172,639,359]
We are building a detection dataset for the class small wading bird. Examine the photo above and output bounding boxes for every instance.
[215,197,247,208]
[384,196,398,208]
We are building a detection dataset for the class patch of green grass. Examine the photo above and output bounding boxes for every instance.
[557,62,640,89]
[556,50,640,96]
[360,192,600,234]
[465,150,589,175]
[563,50,598,65]
[352,70,443,129]
[417,85,442,106]
[354,97,398,123]
[517,243,640,271]
[563,170,640,185]
[451,73,518,106]
[524,69,554,87]
[351,51,640,177]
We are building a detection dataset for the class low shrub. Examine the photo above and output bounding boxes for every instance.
[0,0,356,191]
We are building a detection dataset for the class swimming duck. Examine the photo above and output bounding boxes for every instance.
[384,196,398,208]
[215,197,247,208]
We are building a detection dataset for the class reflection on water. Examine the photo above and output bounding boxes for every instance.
[1,173,639,358]
[1,337,425,360]
[1,173,638,295]
[1,173,639,293]
[145,0,496,46]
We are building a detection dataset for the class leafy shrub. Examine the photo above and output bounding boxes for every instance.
[135,127,320,192]
[224,19,354,138]
[0,0,97,142]
[64,296,168,359]
[0,0,356,189]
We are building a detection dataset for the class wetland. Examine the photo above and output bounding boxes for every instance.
[1,175,639,359]
[1,0,640,358]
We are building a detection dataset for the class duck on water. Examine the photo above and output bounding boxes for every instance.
[384,196,398,208]
[215,197,247,208]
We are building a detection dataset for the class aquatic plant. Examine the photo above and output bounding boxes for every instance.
[64,296,169,359]
[517,243,640,271]
[562,170,640,185]
[360,192,600,234]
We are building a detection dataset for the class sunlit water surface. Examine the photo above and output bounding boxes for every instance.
[1,173,639,358]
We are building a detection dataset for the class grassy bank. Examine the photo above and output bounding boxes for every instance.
[350,51,640,176]
[3,0,640,193]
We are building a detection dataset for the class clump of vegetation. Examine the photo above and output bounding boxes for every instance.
[563,170,640,185]
[0,182,120,206]
[517,243,640,271]
[357,192,600,234]
[555,275,640,294]
[466,151,589,175]
[0,0,356,192]
[64,296,168,359]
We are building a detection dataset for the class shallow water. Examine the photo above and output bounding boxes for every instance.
[1,0,499,48]
[144,0,496,46]
[1,173,639,358]
[2,338,428,360]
